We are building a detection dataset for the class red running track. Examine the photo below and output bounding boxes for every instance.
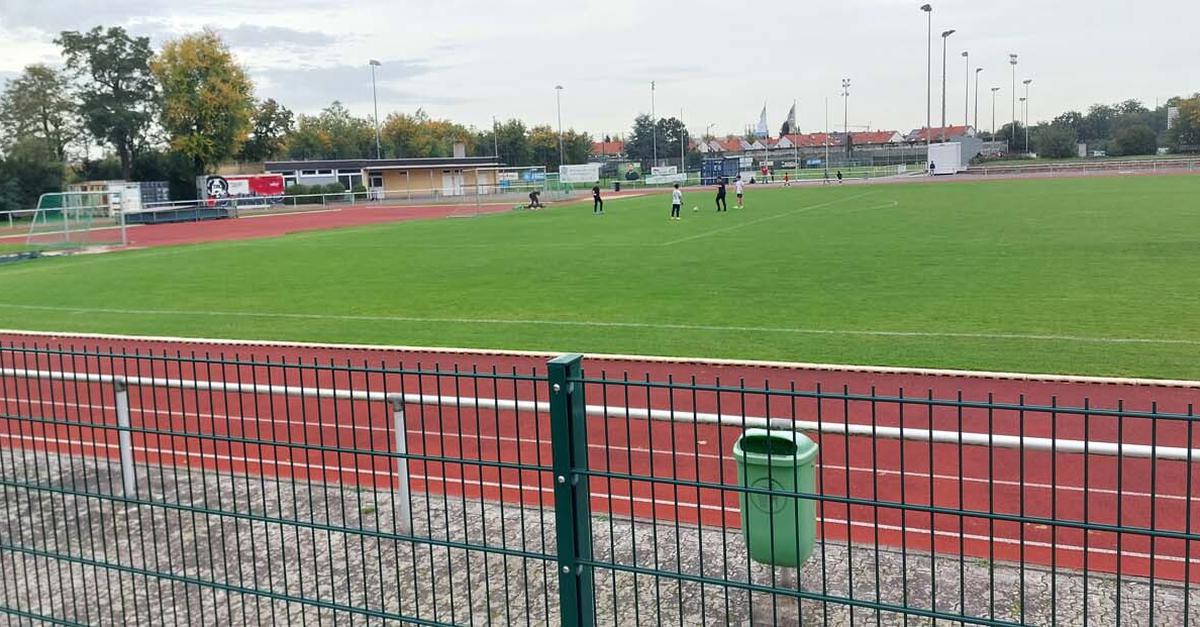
[0,331,1197,585]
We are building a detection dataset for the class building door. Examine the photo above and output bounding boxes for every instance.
[442,169,465,197]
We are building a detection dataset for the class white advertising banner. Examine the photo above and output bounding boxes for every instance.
[646,172,687,185]
[650,165,678,177]
[559,163,602,183]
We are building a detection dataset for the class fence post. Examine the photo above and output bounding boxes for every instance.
[113,378,137,496]
[548,354,594,627]
[388,395,413,534]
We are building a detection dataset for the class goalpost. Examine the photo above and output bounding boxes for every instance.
[23,189,131,252]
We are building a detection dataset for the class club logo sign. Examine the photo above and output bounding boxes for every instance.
[205,176,230,199]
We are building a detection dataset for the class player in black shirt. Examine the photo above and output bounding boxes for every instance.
[592,184,603,214]
[715,177,728,212]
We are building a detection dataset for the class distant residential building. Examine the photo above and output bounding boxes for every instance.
[905,125,976,143]
[590,140,626,159]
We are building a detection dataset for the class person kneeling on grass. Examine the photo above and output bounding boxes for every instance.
[670,183,682,220]
[527,190,544,209]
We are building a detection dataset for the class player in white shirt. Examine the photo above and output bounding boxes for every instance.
[734,176,745,208]
[670,183,683,220]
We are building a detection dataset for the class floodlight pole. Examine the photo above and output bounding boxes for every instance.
[1009,54,1018,145]
[680,107,686,175]
[1023,78,1033,153]
[974,67,983,131]
[651,81,657,168]
[369,60,382,159]
[824,97,830,169]
[921,4,932,169]
[555,85,564,170]
[962,51,969,127]
[940,29,955,142]
[841,79,851,136]
[990,87,1000,138]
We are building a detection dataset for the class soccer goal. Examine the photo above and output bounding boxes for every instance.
[23,189,131,252]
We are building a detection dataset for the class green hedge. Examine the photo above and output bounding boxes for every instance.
[284,182,349,205]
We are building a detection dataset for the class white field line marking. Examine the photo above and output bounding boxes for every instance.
[1,302,1196,348]
[240,208,342,219]
[4,366,1198,461]
[6,328,1200,388]
[838,199,901,215]
[0,395,1186,503]
[0,432,1183,564]
[660,191,878,246]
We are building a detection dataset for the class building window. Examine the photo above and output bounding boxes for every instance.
[369,173,383,188]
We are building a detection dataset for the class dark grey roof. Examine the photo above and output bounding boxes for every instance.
[265,156,503,171]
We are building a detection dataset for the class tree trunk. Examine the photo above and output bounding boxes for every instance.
[119,146,132,181]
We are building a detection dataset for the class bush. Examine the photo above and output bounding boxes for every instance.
[1111,124,1157,156]
[351,183,368,200]
[323,182,346,194]
[285,183,324,205]
[1035,124,1079,159]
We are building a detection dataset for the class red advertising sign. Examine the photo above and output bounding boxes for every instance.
[201,174,285,206]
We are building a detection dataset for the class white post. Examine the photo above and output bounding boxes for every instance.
[389,395,413,534]
[114,378,136,496]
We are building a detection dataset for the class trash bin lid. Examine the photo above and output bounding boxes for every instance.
[733,428,818,467]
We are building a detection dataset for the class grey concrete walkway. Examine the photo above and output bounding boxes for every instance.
[0,450,1194,626]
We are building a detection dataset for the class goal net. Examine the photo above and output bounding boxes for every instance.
[22,189,131,252]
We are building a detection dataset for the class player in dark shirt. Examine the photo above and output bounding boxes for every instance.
[715,177,728,212]
[527,190,543,209]
[592,184,603,214]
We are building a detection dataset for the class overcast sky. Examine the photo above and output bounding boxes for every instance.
[1,0,1196,138]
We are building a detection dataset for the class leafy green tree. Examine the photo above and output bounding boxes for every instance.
[495,119,531,165]
[527,125,561,170]
[1050,111,1084,139]
[656,117,686,161]
[285,102,375,160]
[1166,94,1200,153]
[152,30,254,173]
[1034,124,1078,158]
[0,138,65,212]
[1110,124,1157,156]
[381,108,473,158]
[995,121,1026,149]
[0,64,78,161]
[57,26,157,179]
[475,118,531,164]
[1081,104,1116,142]
[624,114,657,161]
[237,98,293,162]
[561,129,592,165]
[132,149,201,200]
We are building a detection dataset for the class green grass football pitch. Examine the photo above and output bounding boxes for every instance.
[2,175,1199,379]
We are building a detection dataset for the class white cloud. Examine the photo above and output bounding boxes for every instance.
[1,0,1197,137]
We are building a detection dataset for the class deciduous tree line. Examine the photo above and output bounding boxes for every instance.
[0,25,594,210]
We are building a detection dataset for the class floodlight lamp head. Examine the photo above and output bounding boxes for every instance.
[369,59,381,66]
[961,51,968,57]
[920,4,932,12]
[1009,54,1019,64]
[941,29,955,38]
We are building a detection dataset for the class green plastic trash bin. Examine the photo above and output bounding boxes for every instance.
[733,428,819,568]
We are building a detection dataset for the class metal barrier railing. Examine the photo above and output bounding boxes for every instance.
[0,343,1196,625]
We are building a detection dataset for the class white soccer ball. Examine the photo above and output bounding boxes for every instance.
[692,206,699,212]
